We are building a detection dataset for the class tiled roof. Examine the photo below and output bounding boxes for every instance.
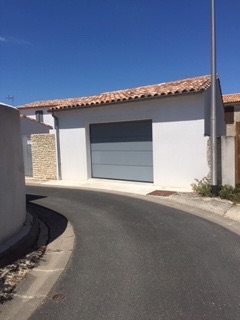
[20,114,53,129]
[223,93,240,105]
[18,75,211,111]
[18,99,69,109]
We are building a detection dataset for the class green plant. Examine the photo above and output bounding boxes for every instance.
[192,177,240,203]
[191,177,211,197]
[219,184,240,203]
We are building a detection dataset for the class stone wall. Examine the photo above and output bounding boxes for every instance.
[31,134,57,179]
[226,124,235,136]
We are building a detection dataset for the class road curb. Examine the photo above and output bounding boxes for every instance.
[162,193,240,222]
[0,212,39,268]
[0,205,75,320]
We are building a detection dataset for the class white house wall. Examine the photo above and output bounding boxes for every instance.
[57,93,209,188]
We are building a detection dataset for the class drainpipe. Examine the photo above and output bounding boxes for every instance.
[52,112,62,180]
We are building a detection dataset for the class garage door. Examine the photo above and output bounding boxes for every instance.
[90,120,153,182]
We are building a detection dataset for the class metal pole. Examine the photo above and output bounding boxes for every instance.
[52,112,62,180]
[211,0,218,196]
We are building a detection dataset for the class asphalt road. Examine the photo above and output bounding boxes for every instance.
[27,186,240,320]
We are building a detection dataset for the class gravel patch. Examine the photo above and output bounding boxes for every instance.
[0,217,49,304]
[0,245,46,304]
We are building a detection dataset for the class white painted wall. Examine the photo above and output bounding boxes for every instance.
[21,117,51,135]
[19,107,54,127]
[0,104,26,246]
[57,92,210,188]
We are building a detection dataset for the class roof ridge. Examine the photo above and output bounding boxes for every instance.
[100,75,210,95]
[223,93,240,96]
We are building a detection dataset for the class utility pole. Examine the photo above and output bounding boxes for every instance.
[211,0,218,197]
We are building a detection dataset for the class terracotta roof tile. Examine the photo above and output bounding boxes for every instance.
[18,75,211,111]
[19,98,74,109]
[223,93,240,104]
[53,75,212,111]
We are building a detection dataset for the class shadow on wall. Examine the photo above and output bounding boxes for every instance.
[26,195,68,245]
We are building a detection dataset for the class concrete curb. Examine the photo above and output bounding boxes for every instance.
[0,212,39,268]
[223,205,240,223]
[164,193,240,222]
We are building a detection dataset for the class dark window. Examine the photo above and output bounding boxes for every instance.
[224,106,234,124]
[35,110,43,122]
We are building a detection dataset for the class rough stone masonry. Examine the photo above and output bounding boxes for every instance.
[31,134,57,180]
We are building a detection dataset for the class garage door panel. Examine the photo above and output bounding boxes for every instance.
[91,141,152,152]
[91,134,152,143]
[90,120,153,183]
[92,164,153,183]
[91,150,153,166]
[90,121,152,141]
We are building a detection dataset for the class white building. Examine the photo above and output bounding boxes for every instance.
[46,75,225,189]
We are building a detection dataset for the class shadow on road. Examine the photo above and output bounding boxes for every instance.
[26,194,68,245]
[26,194,47,202]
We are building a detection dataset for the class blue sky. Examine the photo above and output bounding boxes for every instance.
[0,0,239,106]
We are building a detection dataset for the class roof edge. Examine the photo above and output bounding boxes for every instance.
[18,74,212,111]
[49,89,206,113]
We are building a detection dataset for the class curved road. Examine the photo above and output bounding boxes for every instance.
[27,186,240,320]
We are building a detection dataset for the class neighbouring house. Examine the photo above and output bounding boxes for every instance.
[18,103,59,179]
[18,100,57,127]
[20,114,53,177]
[223,93,240,185]
[20,114,52,135]
[223,93,240,136]
[18,97,84,128]
[44,75,225,189]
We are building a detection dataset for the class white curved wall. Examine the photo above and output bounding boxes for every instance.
[0,104,26,246]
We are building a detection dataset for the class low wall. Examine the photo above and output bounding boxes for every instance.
[31,134,57,179]
[0,104,26,246]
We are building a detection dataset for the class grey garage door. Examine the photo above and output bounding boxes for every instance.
[90,120,153,182]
